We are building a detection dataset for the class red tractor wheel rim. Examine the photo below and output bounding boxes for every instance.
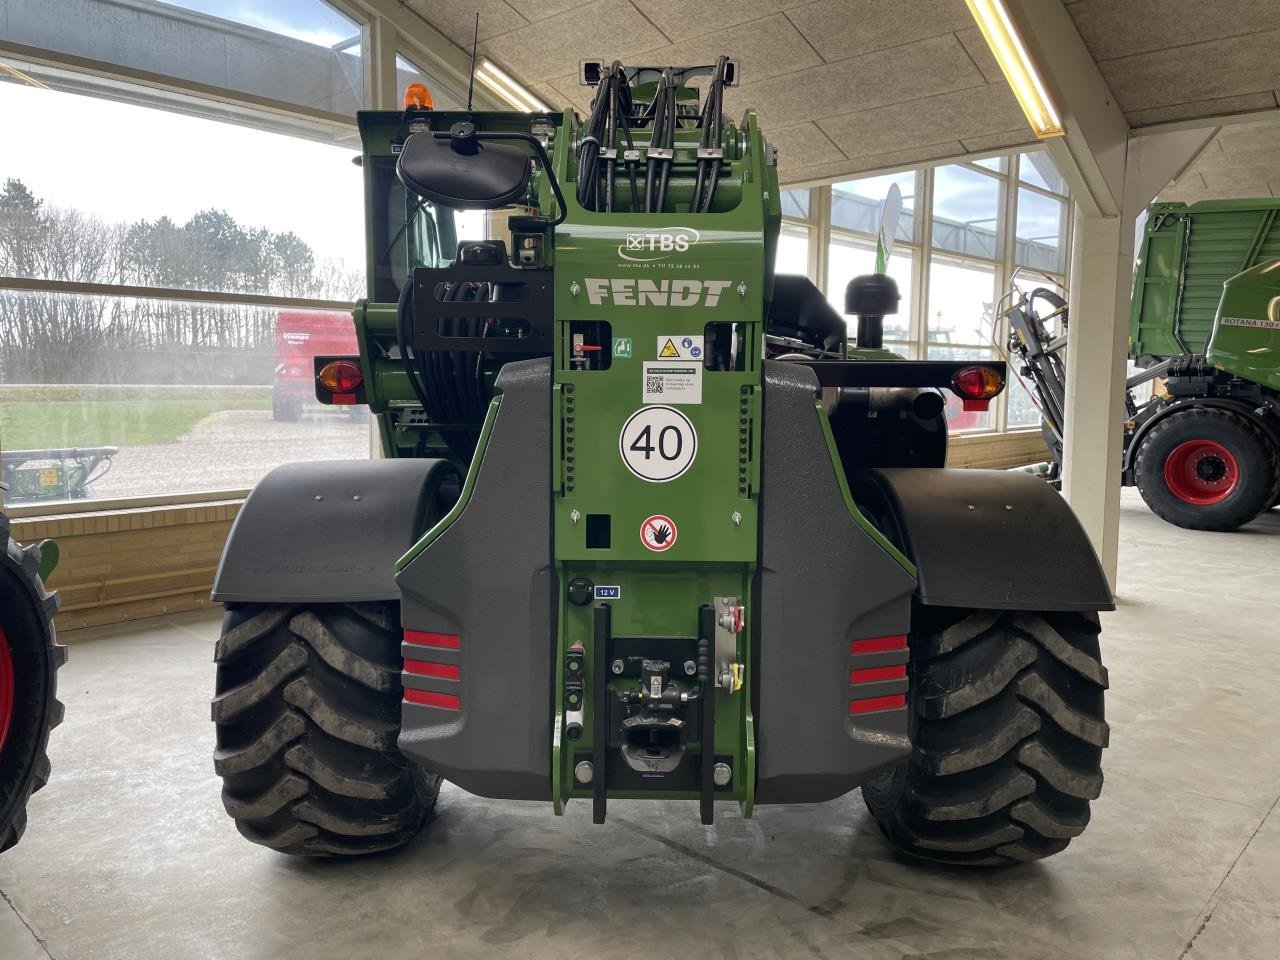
[1164,439,1239,505]
[0,625,14,754]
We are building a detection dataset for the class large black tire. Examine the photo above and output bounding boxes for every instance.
[1134,408,1280,531]
[212,602,438,856]
[863,607,1108,866]
[0,515,65,852]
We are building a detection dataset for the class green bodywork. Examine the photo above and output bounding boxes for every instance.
[1130,199,1280,360]
[1208,260,1280,390]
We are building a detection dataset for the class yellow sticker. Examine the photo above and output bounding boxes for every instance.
[658,338,681,358]
[39,468,59,487]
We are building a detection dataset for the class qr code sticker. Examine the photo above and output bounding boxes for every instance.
[646,376,664,394]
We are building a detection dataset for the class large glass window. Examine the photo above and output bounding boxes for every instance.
[781,189,811,219]
[1,78,368,507]
[927,258,997,348]
[792,151,1071,435]
[2,0,366,116]
[1020,150,1067,194]
[0,291,367,502]
[397,52,466,111]
[831,172,916,242]
[0,83,364,300]
[1016,188,1066,273]
[776,225,811,277]
[932,165,1001,261]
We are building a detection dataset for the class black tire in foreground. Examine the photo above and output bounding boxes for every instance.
[212,602,438,856]
[863,607,1108,866]
[1134,407,1280,531]
[0,516,65,852]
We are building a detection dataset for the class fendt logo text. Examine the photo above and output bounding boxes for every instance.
[585,277,731,307]
[618,227,700,262]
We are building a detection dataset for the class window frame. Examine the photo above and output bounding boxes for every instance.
[782,150,1072,436]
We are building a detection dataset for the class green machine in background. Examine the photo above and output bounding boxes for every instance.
[1125,201,1280,530]
[1006,199,1280,532]
[210,60,1112,866]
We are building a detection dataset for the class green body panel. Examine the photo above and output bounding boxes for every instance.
[548,109,775,810]
[1130,199,1280,360]
[1207,261,1280,390]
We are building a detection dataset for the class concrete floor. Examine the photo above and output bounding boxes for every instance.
[2,489,1278,960]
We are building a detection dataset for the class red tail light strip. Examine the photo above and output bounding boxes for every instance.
[850,694,906,715]
[404,688,461,711]
[850,634,907,655]
[404,630,461,650]
[404,660,460,681]
[850,664,907,684]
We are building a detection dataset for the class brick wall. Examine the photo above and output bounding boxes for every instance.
[10,431,1048,632]
[12,501,241,632]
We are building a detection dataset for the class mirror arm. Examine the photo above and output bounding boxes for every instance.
[433,130,568,228]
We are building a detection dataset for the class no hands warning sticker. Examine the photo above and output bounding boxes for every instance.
[641,514,678,552]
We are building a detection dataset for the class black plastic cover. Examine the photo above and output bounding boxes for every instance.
[755,361,917,804]
[854,467,1115,612]
[211,459,455,604]
[395,358,553,801]
[396,129,531,209]
[767,274,847,351]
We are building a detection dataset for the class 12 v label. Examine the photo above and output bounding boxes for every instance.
[619,405,697,482]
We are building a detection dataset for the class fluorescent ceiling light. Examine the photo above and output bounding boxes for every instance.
[964,0,1064,138]
[475,58,551,113]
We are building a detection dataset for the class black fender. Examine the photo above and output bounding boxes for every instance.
[1122,397,1280,481]
[211,458,458,604]
[852,467,1114,612]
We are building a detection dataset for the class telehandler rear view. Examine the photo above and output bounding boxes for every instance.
[211,59,1112,866]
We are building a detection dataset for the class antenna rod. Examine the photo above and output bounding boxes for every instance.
[466,13,479,111]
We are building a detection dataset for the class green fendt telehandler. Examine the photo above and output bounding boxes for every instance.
[0,500,65,852]
[210,59,1112,866]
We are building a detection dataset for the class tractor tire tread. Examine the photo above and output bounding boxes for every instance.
[864,609,1107,866]
[0,525,66,853]
[213,602,436,858]
[1135,407,1280,531]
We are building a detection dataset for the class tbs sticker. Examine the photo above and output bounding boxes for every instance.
[640,515,678,552]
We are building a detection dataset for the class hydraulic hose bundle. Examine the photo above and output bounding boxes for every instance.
[396,278,492,462]
[642,67,677,214]
[575,60,728,214]
[691,56,729,214]
[576,61,640,213]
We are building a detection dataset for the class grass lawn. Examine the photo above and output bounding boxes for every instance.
[1,395,270,450]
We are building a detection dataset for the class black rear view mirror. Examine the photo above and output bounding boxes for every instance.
[397,121,531,209]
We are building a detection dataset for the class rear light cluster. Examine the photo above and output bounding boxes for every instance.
[316,358,364,405]
[950,365,1005,412]
[403,629,461,711]
[849,634,908,715]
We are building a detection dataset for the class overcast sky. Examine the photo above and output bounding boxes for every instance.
[0,80,365,266]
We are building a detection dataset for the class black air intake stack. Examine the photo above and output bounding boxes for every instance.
[845,274,900,350]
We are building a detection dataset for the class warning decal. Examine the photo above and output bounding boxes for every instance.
[656,335,703,360]
[641,514,678,552]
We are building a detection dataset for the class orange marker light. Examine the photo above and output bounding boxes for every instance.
[951,365,1004,411]
[403,83,433,110]
[317,360,363,394]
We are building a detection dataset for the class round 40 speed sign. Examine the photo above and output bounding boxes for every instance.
[618,405,698,482]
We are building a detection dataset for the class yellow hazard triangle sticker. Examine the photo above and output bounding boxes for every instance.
[658,338,681,358]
